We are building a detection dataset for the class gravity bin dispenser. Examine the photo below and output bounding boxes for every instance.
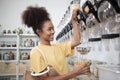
[56,0,120,80]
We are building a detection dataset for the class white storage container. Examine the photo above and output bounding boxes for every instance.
[98,65,120,80]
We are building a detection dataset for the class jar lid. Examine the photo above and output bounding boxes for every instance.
[88,38,101,42]
[102,33,119,39]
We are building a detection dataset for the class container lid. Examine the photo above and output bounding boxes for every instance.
[88,38,101,42]
[102,33,119,39]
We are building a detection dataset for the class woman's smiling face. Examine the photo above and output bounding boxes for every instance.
[39,20,55,41]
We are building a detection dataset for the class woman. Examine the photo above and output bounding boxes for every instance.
[22,6,90,80]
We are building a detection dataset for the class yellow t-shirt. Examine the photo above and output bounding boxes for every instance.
[30,41,74,75]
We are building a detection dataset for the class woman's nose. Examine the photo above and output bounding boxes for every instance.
[51,29,55,34]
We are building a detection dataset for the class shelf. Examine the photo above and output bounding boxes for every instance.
[20,60,29,63]
[19,47,34,50]
[0,74,16,76]
[0,47,17,50]
[0,60,17,62]
[19,34,37,37]
[0,34,17,37]
[0,33,37,80]
[19,74,23,76]
[0,74,23,76]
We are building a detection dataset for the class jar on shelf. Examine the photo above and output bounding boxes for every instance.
[6,41,11,47]
[3,52,9,60]
[36,40,39,46]
[98,1,117,51]
[0,42,1,47]
[24,39,34,47]
[24,39,28,47]
[12,30,16,34]
[3,51,14,60]
[17,28,23,34]
[21,52,29,60]
[8,51,14,60]
[29,39,34,47]
[12,41,16,47]
[0,24,2,34]
[8,30,11,34]
[0,53,1,60]
[1,41,5,47]
[3,30,6,34]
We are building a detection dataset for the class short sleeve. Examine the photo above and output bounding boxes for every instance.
[30,48,48,74]
[58,41,74,57]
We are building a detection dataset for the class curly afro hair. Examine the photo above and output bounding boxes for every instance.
[22,6,50,36]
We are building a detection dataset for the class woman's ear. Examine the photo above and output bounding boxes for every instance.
[36,29,41,36]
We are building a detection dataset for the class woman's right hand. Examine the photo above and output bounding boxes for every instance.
[71,8,79,22]
[72,62,90,76]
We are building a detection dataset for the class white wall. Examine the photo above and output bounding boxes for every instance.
[0,0,72,40]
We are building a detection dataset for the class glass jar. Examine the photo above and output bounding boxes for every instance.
[88,38,101,51]
[0,24,2,34]
[8,30,11,34]
[29,39,34,47]
[12,29,16,34]
[0,53,1,60]
[4,52,9,60]
[112,34,120,51]
[24,39,30,47]
[6,41,11,47]
[3,30,6,34]
[12,41,16,47]
[3,51,14,60]
[108,15,120,51]
[21,52,29,60]
[98,1,117,51]
[1,41,5,47]
[118,0,120,8]
[67,6,71,21]
[87,15,102,51]
[98,0,116,33]
[26,39,34,47]
[8,51,14,60]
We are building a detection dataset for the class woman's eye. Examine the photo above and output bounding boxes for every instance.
[48,27,54,31]
[48,28,51,31]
